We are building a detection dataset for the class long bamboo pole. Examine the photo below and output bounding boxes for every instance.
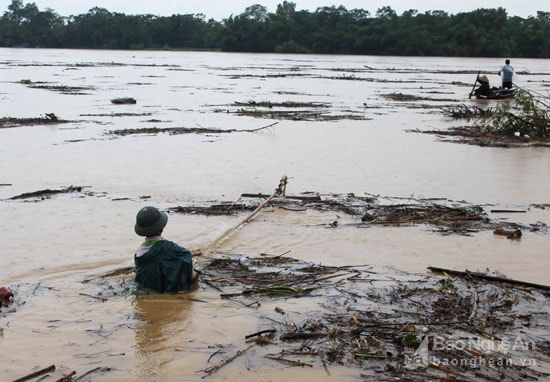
[468,71,480,99]
[200,176,287,257]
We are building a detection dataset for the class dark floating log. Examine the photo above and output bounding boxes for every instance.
[493,227,522,239]
[111,97,136,104]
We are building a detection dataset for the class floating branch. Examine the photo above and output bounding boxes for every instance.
[427,266,550,291]
[441,104,494,119]
[201,344,255,379]
[264,355,313,367]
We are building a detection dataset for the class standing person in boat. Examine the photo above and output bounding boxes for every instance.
[498,59,514,89]
[134,206,198,293]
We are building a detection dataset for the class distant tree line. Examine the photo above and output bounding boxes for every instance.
[1,0,549,57]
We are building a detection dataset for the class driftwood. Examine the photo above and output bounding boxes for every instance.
[9,186,84,200]
[13,365,56,382]
[427,266,549,291]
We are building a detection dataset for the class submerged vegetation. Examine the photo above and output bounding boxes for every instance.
[417,88,550,147]
[475,89,549,139]
[0,1,549,57]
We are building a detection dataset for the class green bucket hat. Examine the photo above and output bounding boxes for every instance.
[135,206,168,237]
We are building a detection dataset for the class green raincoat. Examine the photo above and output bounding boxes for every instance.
[134,239,194,293]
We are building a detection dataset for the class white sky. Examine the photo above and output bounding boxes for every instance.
[11,1,548,20]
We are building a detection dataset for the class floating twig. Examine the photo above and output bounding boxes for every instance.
[468,290,479,322]
[201,344,255,378]
[264,355,313,367]
[55,370,76,382]
[245,329,276,339]
[79,293,108,302]
[354,353,389,359]
[75,367,111,381]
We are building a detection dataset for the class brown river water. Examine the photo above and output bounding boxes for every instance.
[0,49,549,381]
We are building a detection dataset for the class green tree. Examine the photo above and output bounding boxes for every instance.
[0,1,549,57]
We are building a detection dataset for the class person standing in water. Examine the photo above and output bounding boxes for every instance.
[134,206,198,293]
[498,59,514,89]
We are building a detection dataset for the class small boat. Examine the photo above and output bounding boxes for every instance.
[475,87,517,100]
[469,73,517,100]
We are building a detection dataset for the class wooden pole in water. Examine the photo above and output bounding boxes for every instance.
[468,71,480,99]
[200,176,288,257]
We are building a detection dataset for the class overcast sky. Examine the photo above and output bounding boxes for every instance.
[16,1,547,19]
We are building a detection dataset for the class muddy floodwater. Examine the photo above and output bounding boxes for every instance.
[0,49,549,381]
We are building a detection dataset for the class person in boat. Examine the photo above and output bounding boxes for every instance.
[134,206,198,293]
[474,75,491,97]
[498,59,514,89]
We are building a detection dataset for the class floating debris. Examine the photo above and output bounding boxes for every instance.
[108,122,277,137]
[199,254,550,380]
[441,104,495,119]
[0,113,68,128]
[382,93,425,101]
[408,126,550,148]
[7,185,89,201]
[27,83,93,95]
[170,193,541,237]
[233,100,330,109]
[211,100,368,121]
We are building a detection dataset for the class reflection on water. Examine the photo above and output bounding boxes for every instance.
[0,48,548,381]
[134,295,193,353]
[133,294,193,379]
